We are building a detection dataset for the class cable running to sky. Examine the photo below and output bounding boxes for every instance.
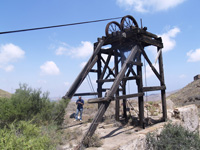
[0,17,122,35]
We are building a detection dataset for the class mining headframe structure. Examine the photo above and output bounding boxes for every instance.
[63,15,167,146]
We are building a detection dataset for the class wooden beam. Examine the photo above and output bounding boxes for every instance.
[143,86,166,92]
[97,78,115,83]
[116,92,144,100]
[90,69,98,73]
[128,61,143,66]
[74,92,98,96]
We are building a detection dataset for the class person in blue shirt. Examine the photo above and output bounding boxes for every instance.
[74,96,84,121]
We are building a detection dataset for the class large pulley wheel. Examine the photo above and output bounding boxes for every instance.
[121,15,138,30]
[105,21,121,36]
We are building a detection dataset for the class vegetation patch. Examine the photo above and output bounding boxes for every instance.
[0,83,70,149]
[146,123,200,150]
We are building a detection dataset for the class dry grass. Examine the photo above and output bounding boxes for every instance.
[0,89,11,98]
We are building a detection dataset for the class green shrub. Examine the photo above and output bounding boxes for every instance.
[146,123,200,150]
[0,121,55,150]
[0,83,69,126]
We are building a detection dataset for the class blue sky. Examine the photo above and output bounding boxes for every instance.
[0,0,200,99]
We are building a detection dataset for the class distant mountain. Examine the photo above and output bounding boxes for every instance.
[0,89,11,98]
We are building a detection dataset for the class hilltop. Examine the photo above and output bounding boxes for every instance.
[168,79,200,111]
[0,89,11,98]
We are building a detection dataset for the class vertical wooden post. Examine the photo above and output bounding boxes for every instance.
[114,49,120,121]
[137,49,144,128]
[157,46,167,121]
[97,52,102,109]
[120,51,127,120]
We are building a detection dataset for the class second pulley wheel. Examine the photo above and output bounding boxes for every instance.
[121,15,138,30]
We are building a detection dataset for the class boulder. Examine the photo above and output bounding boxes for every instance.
[172,104,199,132]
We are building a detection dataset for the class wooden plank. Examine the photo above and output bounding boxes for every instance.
[143,85,166,92]
[74,92,98,96]
[128,61,143,66]
[116,93,144,100]
[122,76,141,81]
[157,46,167,121]
[97,78,115,83]
[114,49,120,121]
[141,35,163,48]
[90,69,98,73]
[136,52,145,128]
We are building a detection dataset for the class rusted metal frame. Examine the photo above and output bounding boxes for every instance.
[114,49,120,121]
[157,46,167,121]
[136,49,145,128]
[74,92,98,96]
[140,47,162,82]
[64,39,105,99]
[143,85,166,92]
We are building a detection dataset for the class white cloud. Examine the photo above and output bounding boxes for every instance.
[0,43,25,71]
[179,74,186,79]
[187,48,200,62]
[161,27,180,52]
[116,0,185,13]
[64,82,70,86]
[40,61,60,75]
[147,27,180,57]
[55,41,93,58]
[4,65,14,72]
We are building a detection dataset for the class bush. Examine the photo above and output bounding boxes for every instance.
[146,123,200,150]
[0,83,69,126]
[0,121,54,150]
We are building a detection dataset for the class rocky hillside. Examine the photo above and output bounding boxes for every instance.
[168,79,200,112]
[0,89,11,98]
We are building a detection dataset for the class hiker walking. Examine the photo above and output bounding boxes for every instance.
[74,96,84,121]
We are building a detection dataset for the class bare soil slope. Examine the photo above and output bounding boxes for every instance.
[169,79,200,112]
[0,89,11,98]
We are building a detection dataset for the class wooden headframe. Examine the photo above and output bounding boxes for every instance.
[63,16,167,147]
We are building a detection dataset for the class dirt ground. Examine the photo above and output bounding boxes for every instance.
[60,100,165,150]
